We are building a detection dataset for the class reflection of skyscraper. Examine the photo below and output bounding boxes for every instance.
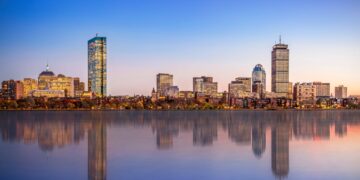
[252,123,266,158]
[193,120,217,146]
[228,121,251,145]
[271,121,290,178]
[153,119,179,150]
[335,121,347,138]
[314,121,330,140]
[88,120,107,180]
[156,130,173,149]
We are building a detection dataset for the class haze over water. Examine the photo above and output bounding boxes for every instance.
[0,110,360,180]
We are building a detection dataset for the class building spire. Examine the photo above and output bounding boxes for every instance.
[46,62,50,71]
[279,35,282,44]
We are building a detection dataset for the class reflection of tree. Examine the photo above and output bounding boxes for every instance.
[88,120,107,180]
[271,120,290,178]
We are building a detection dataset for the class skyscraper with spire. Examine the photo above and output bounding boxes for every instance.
[271,36,291,98]
[88,35,107,97]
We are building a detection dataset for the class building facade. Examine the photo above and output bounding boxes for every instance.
[88,35,107,97]
[235,77,251,93]
[252,81,265,99]
[193,76,218,97]
[31,90,65,98]
[312,82,330,98]
[335,85,347,99]
[271,39,291,98]
[293,83,316,106]
[23,78,38,97]
[156,73,173,97]
[228,80,251,98]
[252,64,266,93]
[74,77,85,97]
[164,86,179,98]
[1,80,24,100]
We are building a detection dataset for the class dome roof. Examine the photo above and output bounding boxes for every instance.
[253,64,265,72]
[39,64,55,77]
[39,70,55,77]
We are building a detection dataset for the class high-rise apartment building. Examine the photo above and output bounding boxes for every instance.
[235,77,251,93]
[1,80,23,100]
[252,64,266,93]
[193,76,218,97]
[293,83,316,106]
[271,38,291,98]
[335,85,347,99]
[156,73,173,96]
[88,35,107,97]
[312,82,330,98]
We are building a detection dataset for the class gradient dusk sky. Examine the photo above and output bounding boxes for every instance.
[0,0,359,96]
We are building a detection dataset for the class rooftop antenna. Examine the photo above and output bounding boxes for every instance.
[279,35,282,44]
[46,61,49,71]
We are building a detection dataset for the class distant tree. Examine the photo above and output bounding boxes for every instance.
[66,102,76,109]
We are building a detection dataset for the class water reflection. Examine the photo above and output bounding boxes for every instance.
[0,110,359,179]
[88,119,106,180]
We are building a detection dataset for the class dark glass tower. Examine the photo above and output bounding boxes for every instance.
[88,35,107,97]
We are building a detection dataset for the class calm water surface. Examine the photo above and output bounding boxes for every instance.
[0,110,360,180]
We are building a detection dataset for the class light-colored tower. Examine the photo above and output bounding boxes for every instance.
[156,73,173,96]
[335,85,348,99]
[271,37,290,97]
[252,64,266,93]
[88,35,107,97]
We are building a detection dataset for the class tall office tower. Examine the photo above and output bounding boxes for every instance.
[271,37,290,98]
[312,82,330,98]
[335,85,348,99]
[193,76,218,97]
[88,35,107,97]
[22,78,38,97]
[156,73,173,96]
[252,64,266,93]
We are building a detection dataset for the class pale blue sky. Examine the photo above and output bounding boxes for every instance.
[0,0,359,95]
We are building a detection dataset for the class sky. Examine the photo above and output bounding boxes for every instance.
[0,0,359,96]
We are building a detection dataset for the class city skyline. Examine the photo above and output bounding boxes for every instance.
[1,0,360,95]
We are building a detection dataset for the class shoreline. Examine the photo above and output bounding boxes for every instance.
[0,108,358,112]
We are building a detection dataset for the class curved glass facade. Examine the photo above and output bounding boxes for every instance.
[252,64,266,92]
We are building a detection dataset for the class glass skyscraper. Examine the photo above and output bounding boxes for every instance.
[88,35,107,97]
[271,39,289,97]
[252,64,266,92]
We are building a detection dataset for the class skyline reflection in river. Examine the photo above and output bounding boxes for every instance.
[0,110,359,180]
